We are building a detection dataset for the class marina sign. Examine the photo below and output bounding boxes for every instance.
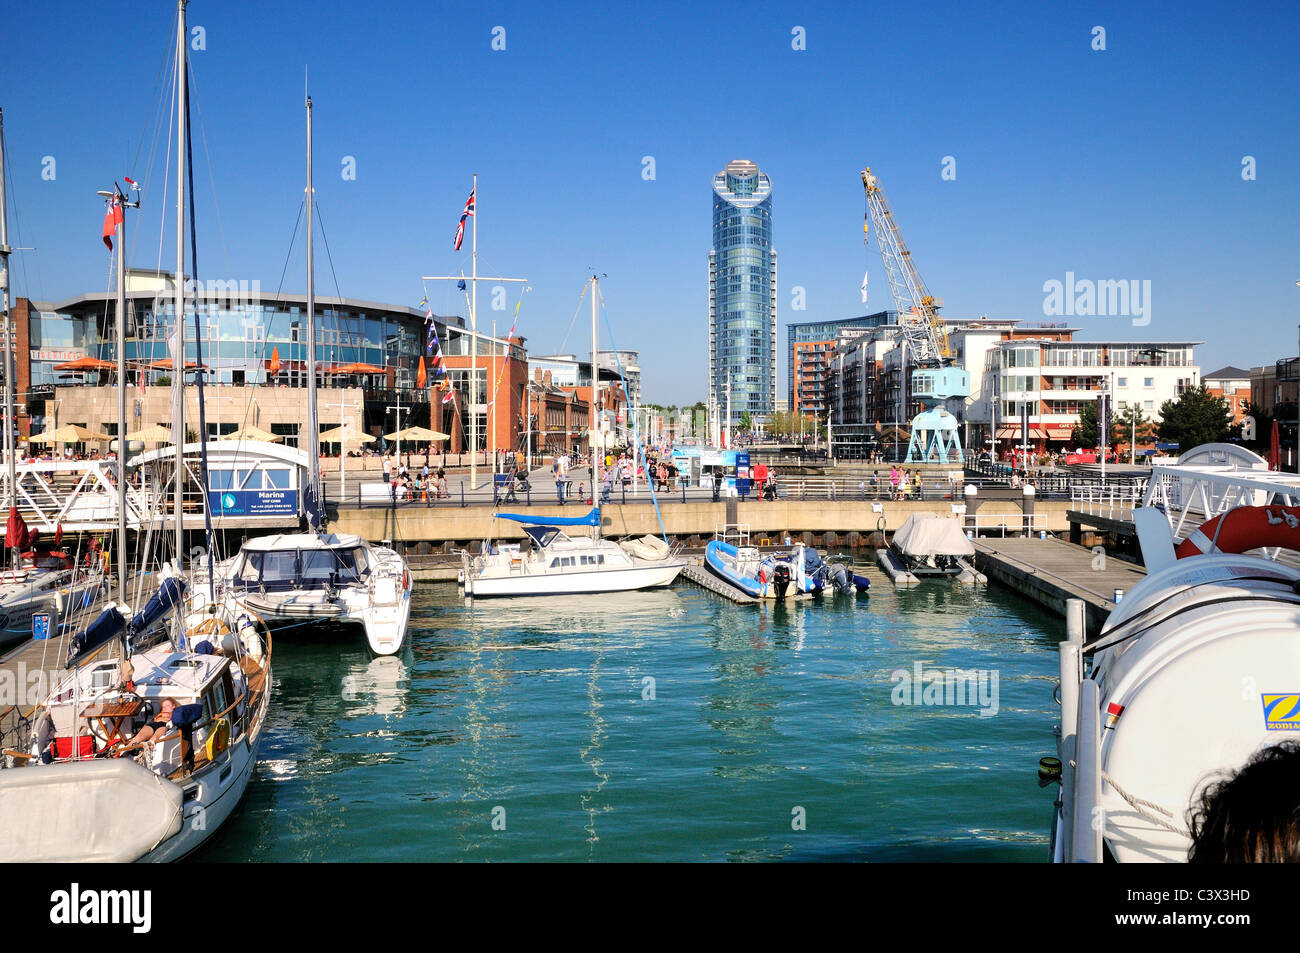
[208,489,297,517]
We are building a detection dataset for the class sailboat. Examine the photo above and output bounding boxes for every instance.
[459,276,685,597]
[198,92,411,656]
[0,0,273,862]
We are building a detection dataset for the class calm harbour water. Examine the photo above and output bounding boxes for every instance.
[198,568,1062,862]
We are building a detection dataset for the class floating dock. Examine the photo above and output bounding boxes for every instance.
[680,564,761,604]
[972,536,1146,637]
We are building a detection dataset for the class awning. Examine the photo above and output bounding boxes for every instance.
[1047,427,1074,439]
[995,426,1049,440]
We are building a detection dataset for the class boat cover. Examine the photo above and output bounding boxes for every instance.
[891,514,975,558]
[0,758,182,862]
[497,507,600,527]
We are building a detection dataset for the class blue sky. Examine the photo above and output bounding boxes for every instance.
[2,0,1297,403]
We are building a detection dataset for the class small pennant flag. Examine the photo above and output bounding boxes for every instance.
[102,192,123,250]
[453,187,475,251]
[860,269,869,305]
[442,389,456,405]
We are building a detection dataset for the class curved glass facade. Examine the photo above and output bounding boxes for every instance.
[29,290,452,391]
[708,160,776,426]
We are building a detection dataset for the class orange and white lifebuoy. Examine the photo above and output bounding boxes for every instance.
[1175,505,1300,558]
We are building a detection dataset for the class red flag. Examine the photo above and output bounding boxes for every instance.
[416,356,428,389]
[53,523,63,548]
[102,194,123,250]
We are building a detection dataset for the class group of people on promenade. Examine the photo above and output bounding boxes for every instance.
[860,466,953,502]
[382,457,450,503]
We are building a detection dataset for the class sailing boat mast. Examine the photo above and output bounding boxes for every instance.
[171,0,187,573]
[0,108,16,566]
[304,93,321,530]
[590,275,600,533]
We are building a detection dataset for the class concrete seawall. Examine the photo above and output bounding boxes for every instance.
[332,498,1076,548]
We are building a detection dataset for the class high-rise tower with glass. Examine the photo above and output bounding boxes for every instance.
[708,159,776,429]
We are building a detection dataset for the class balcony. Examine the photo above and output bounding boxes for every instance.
[1278,357,1300,383]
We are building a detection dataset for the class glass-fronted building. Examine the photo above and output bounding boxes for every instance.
[708,159,776,427]
[17,270,473,447]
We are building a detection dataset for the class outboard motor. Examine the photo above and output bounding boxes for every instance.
[772,564,792,600]
[828,563,854,596]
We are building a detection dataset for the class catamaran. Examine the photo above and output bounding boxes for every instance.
[459,275,684,597]
[197,92,411,655]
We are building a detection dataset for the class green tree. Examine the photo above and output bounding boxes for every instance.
[1072,401,1100,447]
[1113,403,1156,448]
[1157,385,1231,451]
[738,410,753,433]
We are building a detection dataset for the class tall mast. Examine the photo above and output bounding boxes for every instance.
[113,187,129,602]
[470,172,478,489]
[305,93,321,530]
[171,0,187,573]
[590,275,600,514]
[0,108,16,567]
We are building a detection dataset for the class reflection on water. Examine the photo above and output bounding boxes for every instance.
[197,570,1062,862]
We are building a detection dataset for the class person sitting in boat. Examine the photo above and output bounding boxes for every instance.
[120,697,179,751]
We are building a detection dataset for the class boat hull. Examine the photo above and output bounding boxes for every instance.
[465,561,684,597]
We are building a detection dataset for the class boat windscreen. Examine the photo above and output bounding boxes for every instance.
[523,525,562,548]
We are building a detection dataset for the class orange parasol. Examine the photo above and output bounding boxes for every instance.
[416,356,427,389]
[53,356,114,371]
[328,362,387,375]
[269,346,281,376]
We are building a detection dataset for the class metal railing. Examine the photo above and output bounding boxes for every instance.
[1068,481,1148,522]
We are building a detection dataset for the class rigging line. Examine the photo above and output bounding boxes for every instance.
[313,201,363,378]
[127,32,176,266]
[1,126,45,310]
[185,59,233,281]
[596,285,667,544]
[184,62,217,593]
[152,61,176,300]
[555,283,588,356]
[127,11,177,182]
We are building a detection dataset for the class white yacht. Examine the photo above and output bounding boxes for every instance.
[206,532,411,655]
[459,276,682,598]
[0,576,273,862]
[460,512,684,597]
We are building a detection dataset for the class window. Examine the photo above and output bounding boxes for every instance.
[1144,377,1154,388]
[1116,377,1127,387]
[1143,401,1154,411]
[265,469,290,490]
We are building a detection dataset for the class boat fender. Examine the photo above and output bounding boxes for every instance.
[205,718,230,760]
[1175,505,1300,558]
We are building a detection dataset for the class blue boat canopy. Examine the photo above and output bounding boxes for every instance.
[497,507,600,528]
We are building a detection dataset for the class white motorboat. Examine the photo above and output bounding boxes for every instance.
[205,532,411,655]
[460,275,683,598]
[0,575,273,862]
[460,509,684,597]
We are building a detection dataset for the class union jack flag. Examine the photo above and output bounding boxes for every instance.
[453,187,474,251]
